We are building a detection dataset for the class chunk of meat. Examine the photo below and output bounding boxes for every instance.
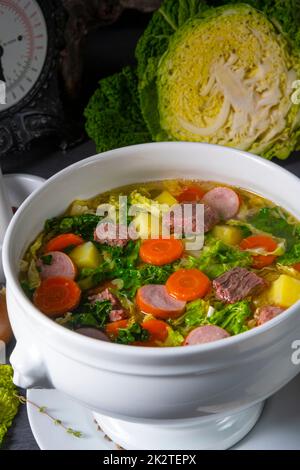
[88,288,127,322]
[256,305,285,326]
[184,325,230,345]
[89,288,119,306]
[76,327,110,342]
[37,251,77,280]
[108,308,127,322]
[213,267,266,303]
[136,285,186,319]
[202,187,240,220]
[94,222,129,247]
[165,202,219,235]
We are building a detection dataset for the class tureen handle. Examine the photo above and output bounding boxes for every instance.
[0,166,13,283]
[10,342,53,389]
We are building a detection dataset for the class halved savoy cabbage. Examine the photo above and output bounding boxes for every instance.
[137,2,300,159]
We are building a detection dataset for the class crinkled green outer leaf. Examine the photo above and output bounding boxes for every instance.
[136,0,209,140]
[0,365,19,446]
[211,0,300,51]
[137,0,300,159]
[136,0,209,79]
[84,67,150,153]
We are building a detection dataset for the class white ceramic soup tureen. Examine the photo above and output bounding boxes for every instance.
[3,143,300,450]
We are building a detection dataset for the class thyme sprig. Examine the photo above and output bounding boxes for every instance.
[15,394,82,438]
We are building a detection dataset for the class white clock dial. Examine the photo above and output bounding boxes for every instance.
[0,0,48,112]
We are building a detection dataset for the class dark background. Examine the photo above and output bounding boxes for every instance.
[3,7,300,451]
[1,9,152,174]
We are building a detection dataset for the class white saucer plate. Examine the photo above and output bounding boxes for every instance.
[27,372,300,450]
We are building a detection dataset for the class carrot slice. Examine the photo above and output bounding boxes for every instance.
[33,277,81,317]
[240,235,277,251]
[45,234,84,253]
[105,320,128,338]
[142,319,168,342]
[106,319,168,346]
[133,319,169,347]
[177,186,205,203]
[166,269,211,301]
[250,255,277,270]
[240,235,278,269]
[139,238,184,266]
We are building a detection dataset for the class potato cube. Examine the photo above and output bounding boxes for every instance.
[155,190,178,206]
[268,274,300,308]
[132,212,161,239]
[69,241,101,269]
[212,225,243,246]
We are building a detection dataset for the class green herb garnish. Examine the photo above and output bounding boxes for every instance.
[249,207,300,249]
[45,214,102,241]
[278,242,300,266]
[66,300,112,330]
[41,254,53,265]
[116,322,150,345]
[21,281,35,300]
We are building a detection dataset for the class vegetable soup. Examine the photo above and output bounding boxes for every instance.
[20,180,300,346]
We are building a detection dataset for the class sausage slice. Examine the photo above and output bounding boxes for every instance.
[37,251,77,280]
[184,325,230,345]
[136,285,186,319]
[76,327,110,342]
[202,187,240,220]
[165,202,219,235]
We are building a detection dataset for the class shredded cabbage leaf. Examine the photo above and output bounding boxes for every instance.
[161,327,184,347]
[209,301,251,335]
[170,299,210,335]
[278,243,300,266]
[248,207,300,249]
[0,365,19,446]
[181,237,252,279]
